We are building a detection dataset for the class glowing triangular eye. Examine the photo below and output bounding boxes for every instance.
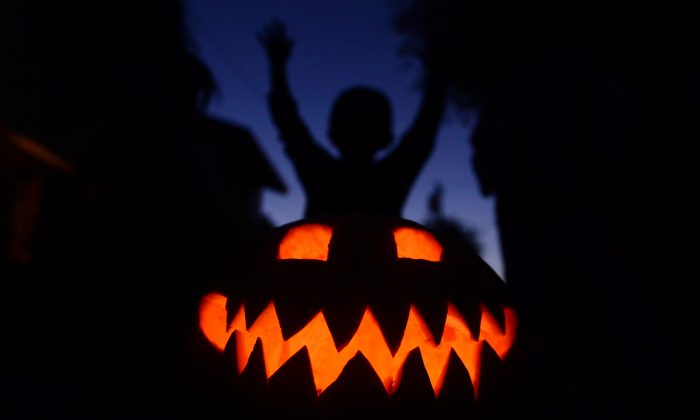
[393,227,443,262]
[277,224,334,261]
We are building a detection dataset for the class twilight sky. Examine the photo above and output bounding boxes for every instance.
[183,0,504,277]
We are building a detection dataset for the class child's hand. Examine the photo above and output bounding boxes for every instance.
[257,20,294,65]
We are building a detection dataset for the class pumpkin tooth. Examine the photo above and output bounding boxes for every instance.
[391,347,435,400]
[412,300,448,344]
[266,347,318,402]
[437,350,477,404]
[244,296,270,330]
[461,303,483,341]
[274,296,323,340]
[225,296,244,328]
[322,299,367,350]
[480,301,507,332]
[232,336,267,387]
[370,301,411,356]
[476,343,503,399]
[319,352,389,405]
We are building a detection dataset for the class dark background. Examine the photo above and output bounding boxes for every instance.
[1,1,696,419]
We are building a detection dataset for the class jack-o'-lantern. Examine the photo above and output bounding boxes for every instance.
[196,215,519,418]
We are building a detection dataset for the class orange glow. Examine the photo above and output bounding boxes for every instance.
[199,293,517,398]
[7,129,77,174]
[199,292,230,351]
[277,224,333,261]
[393,227,443,262]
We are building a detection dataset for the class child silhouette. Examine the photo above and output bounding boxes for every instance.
[258,20,446,218]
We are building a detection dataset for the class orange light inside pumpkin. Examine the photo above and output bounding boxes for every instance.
[199,293,517,398]
[277,224,333,261]
[393,227,443,261]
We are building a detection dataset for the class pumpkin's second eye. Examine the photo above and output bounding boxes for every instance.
[393,227,443,262]
[277,224,333,261]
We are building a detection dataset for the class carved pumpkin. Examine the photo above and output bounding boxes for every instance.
[196,215,519,418]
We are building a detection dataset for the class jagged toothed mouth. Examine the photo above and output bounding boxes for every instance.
[199,293,517,398]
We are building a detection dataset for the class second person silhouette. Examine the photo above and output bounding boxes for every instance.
[258,20,447,218]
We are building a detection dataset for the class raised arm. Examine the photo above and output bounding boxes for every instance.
[395,20,451,160]
[402,67,447,154]
[257,20,315,148]
[390,60,448,171]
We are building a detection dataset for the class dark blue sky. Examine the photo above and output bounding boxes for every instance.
[184,0,503,277]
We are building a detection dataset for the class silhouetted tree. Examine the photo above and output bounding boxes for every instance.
[394,1,690,418]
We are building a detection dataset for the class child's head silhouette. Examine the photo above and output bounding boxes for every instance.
[328,86,393,161]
